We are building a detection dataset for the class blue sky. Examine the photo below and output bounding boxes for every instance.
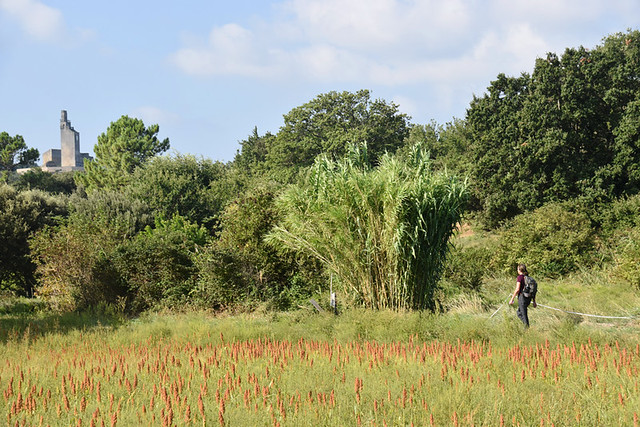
[1,0,638,163]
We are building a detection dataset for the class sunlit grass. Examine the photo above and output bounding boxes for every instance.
[1,307,639,426]
[1,265,639,426]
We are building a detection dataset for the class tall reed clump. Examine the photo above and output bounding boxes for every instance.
[267,142,468,310]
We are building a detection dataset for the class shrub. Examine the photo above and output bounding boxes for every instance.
[611,228,640,289]
[491,202,597,277]
[194,185,318,311]
[127,154,235,229]
[15,169,77,194]
[68,189,152,239]
[596,194,640,238]
[30,220,124,312]
[112,215,209,312]
[0,184,67,296]
[30,190,151,311]
[442,245,492,292]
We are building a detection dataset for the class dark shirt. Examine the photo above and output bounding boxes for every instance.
[516,274,525,295]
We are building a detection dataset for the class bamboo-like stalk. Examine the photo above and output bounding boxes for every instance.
[267,142,468,310]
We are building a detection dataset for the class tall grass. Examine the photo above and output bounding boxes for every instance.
[1,305,639,426]
[268,143,467,310]
[3,223,639,426]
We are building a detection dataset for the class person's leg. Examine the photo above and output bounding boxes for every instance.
[517,294,530,327]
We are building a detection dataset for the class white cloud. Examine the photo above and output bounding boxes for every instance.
[391,94,417,117]
[0,0,65,41]
[492,0,606,23]
[170,0,482,81]
[170,23,281,77]
[169,0,635,92]
[131,106,180,127]
[282,0,471,53]
[470,23,549,76]
[292,44,365,81]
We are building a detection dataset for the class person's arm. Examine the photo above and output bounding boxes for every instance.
[509,280,521,305]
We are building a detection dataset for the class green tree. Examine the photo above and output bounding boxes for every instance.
[127,154,234,230]
[491,202,596,277]
[609,95,640,195]
[0,132,39,176]
[112,215,209,312]
[265,90,410,182]
[233,127,274,178]
[467,72,530,226]
[76,116,169,191]
[401,119,473,176]
[467,30,640,227]
[0,184,66,296]
[267,143,468,311]
[195,185,294,309]
[31,190,151,310]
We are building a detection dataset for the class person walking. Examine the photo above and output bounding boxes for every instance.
[509,263,537,327]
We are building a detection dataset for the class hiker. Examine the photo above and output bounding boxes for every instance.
[509,263,537,327]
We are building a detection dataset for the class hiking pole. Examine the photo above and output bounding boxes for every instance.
[489,294,512,319]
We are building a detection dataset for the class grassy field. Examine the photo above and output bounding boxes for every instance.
[1,271,639,427]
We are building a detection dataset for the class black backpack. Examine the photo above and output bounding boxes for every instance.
[522,275,537,298]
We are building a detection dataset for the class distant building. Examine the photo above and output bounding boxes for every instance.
[42,110,92,172]
[18,110,92,174]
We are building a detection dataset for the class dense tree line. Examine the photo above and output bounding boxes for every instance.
[1,92,416,312]
[467,30,640,227]
[2,30,640,313]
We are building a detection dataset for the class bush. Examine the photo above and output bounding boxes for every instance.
[442,245,492,292]
[491,202,597,277]
[0,184,67,296]
[611,228,640,289]
[30,220,124,312]
[194,185,318,311]
[112,215,209,312]
[30,190,151,311]
[68,189,152,239]
[127,154,235,229]
[15,169,77,194]
[596,194,640,238]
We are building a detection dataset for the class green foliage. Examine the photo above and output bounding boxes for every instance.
[30,190,152,311]
[491,202,597,277]
[233,127,274,178]
[30,221,120,312]
[112,215,208,312]
[467,30,640,227]
[76,115,170,191]
[594,193,640,238]
[466,72,530,226]
[265,90,410,182]
[68,189,153,239]
[14,169,77,194]
[442,245,492,292]
[612,228,640,289]
[195,185,316,310]
[596,195,640,289]
[127,154,234,229]
[268,142,468,310]
[402,119,473,176]
[31,188,214,313]
[0,131,39,172]
[0,184,66,296]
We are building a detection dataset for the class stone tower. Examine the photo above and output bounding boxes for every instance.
[60,110,81,168]
[34,110,92,173]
